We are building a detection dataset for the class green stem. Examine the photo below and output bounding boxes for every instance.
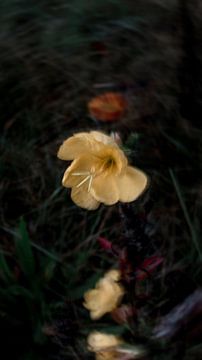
[169,168,201,260]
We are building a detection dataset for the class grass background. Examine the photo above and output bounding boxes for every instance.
[0,0,202,359]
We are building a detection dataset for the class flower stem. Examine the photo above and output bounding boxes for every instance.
[169,168,202,261]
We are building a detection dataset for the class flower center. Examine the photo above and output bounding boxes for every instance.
[71,157,116,192]
[100,156,116,173]
[71,148,125,193]
[105,157,115,168]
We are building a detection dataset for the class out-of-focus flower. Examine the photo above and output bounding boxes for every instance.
[87,331,123,360]
[88,332,122,352]
[96,353,118,360]
[87,332,146,360]
[57,131,148,210]
[83,269,124,320]
[88,92,127,122]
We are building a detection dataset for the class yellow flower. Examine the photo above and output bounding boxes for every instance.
[88,331,122,352]
[83,270,124,320]
[95,353,119,360]
[87,331,123,360]
[57,131,148,210]
[88,332,147,360]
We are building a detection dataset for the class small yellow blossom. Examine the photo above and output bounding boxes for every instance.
[57,131,148,210]
[95,353,119,360]
[83,270,124,320]
[87,332,123,360]
[88,331,122,352]
[88,332,147,360]
[104,269,121,282]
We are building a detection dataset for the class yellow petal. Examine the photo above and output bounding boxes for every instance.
[84,289,100,310]
[71,186,100,210]
[96,352,116,360]
[116,166,148,202]
[87,332,122,352]
[90,131,118,147]
[104,270,120,282]
[62,155,97,188]
[83,275,124,319]
[57,132,102,160]
[84,291,107,319]
[90,307,106,320]
[93,145,127,175]
[91,174,119,205]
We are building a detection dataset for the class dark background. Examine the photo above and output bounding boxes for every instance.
[0,1,201,359]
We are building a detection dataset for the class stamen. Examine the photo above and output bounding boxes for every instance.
[72,172,90,176]
[76,175,91,188]
[88,175,93,192]
[72,171,95,191]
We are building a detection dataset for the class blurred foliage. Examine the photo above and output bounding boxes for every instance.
[0,0,202,359]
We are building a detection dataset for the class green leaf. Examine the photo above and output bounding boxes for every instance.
[82,324,126,336]
[15,217,35,277]
[7,285,34,299]
[32,319,47,344]
[0,252,14,283]
[0,285,33,301]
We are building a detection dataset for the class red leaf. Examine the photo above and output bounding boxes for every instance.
[88,92,127,122]
[98,236,112,250]
[136,256,164,281]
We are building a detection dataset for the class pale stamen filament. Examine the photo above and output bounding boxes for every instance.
[76,175,91,188]
[72,172,90,176]
[88,175,93,192]
[71,157,114,192]
[72,171,94,192]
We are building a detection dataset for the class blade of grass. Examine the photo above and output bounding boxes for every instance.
[169,168,202,261]
[161,130,190,156]
[31,242,61,263]
[16,217,35,277]
[0,253,14,283]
